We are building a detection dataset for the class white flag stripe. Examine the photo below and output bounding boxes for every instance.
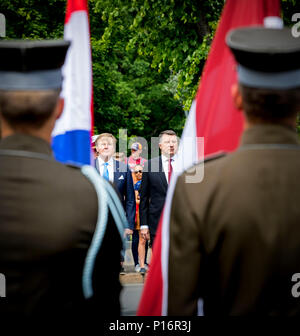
[161,100,199,315]
[52,11,92,136]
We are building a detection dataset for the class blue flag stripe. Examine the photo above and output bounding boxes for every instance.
[52,130,91,165]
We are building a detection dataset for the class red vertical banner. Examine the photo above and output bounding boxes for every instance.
[137,0,281,316]
[195,0,281,156]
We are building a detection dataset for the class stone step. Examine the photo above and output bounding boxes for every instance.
[120,272,147,285]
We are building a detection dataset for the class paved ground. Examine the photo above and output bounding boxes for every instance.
[120,283,144,316]
[119,241,149,315]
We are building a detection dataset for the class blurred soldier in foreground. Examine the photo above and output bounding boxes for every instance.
[168,27,300,315]
[0,41,123,317]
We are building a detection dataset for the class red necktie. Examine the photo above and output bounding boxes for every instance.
[168,159,173,183]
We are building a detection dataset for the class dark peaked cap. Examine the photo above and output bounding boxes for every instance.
[0,40,70,71]
[0,40,70,90]
[226,27,300,72]
[226,27,300,89]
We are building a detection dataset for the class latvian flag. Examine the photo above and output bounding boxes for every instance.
[137,0,281,316]
[52,0,93,166]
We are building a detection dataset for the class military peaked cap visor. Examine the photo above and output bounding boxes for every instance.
[226,27,300,89]
[0,40,70,90]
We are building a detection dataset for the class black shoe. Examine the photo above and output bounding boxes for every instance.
[120,266,126,275]
[139,267,146,275]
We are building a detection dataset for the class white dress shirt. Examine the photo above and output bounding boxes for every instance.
[140,154,177,232]
[161,154,176,184]
[97,156,114,183]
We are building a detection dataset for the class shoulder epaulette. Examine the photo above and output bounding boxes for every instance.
[204,151,227,163]
[184,151,227,174]
[65,162,82,169]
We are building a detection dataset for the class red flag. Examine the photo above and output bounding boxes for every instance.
[137,0,281,316]
[195,0,281,156]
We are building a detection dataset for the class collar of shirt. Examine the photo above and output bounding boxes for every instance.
[161,154,176,163]
[98,156,114,166]
[161,154,175,183]
[0,133,53,155]
[97,156,114,182]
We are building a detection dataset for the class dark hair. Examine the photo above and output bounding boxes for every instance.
[239,84,300,123]
[0,89,60,128]
[159,130,177,143]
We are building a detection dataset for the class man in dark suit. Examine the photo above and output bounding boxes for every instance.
[139,130,178,248]
[0,40,123,318]
[95,133,135,233]
[168,27,300,315]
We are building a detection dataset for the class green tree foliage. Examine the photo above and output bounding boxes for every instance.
[0,0,65,39]
[0,0,299,143]
[90,0,224,143]
[281,0,300,25]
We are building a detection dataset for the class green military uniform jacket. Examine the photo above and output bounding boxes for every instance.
[0,134,122,317]
[168,124,300,315]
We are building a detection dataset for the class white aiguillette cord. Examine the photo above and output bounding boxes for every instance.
[0,149,128,299]
[81,165,128,299]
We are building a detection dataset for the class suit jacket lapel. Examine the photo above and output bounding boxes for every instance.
[113,159,118,185]
[95,157,100,173]
[158,156,168,190]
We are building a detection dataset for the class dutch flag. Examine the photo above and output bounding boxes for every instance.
[52,0,93,166]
